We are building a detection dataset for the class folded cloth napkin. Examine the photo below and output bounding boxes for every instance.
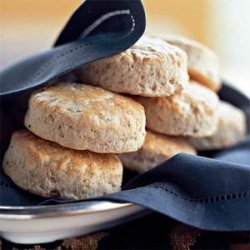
[0,0,249,232]
[0,0,145,101]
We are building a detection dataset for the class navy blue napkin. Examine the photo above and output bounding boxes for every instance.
[0,0,145,101]
[0,0,250,232]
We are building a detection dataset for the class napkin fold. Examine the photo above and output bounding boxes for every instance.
[105,150,250,231]
[0,0,145,101]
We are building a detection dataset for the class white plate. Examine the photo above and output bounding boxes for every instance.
[0,201,147,244]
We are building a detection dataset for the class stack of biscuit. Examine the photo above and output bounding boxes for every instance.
[3,84,146,200]
[76,35,246,171]
[157,35,246,150]
[3,36,247,200]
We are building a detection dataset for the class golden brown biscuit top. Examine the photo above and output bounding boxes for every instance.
[124,36,187,62]
[143,130,196,157]
[11,130,121,171]
[30,83,145,122]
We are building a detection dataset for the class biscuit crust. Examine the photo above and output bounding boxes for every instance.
[187,101,247,150]
[119,130,196,173]
[3,130,123,200]
[158,34,221,92]
[76,36,189,97]
[135,81,219,137]
[25,83,146,153]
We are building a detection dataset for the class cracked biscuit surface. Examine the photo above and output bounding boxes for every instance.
[157,34,221,92]
[3,130,123,200]
[75,36,189,97]
[135,81,219,137]
[25,83,146,153]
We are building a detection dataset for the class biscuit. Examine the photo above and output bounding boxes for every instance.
[25,83,146,153]
[3,130,123,200]
[119,130,196,173]
[157,34,221,91]
[187,101,247,150]
[135,81,219,137]
[75,36,189,97]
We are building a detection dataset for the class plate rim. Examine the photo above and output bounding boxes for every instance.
[0,200,136,220]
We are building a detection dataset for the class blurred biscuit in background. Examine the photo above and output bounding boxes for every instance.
[3,130,123,200]
[75,36,189,97]
[187,101,247,150]
[119,130,196,173]
[157,34,221,92]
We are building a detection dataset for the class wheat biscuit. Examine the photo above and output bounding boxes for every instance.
[187,101,247,150]
[135,81,219,137]
[157,34,221,91]
[75,36,189,97]
[25,83,146,153]
[119,130,196,173]
[3,130,123,200]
